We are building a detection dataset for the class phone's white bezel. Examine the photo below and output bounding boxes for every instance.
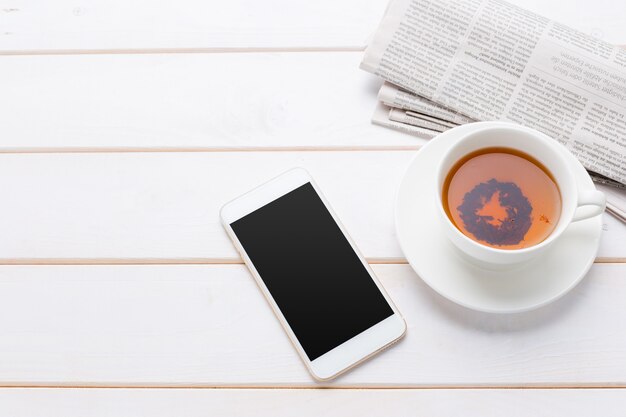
[220,168,406,381]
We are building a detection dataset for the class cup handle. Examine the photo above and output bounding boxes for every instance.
[572,189,606,222]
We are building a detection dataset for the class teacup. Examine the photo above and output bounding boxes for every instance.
[435,122,605,267]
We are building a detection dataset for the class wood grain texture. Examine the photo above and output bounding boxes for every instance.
[2,388,626,416]
[0,151,622,262]
[0,52,424,150]
[0,263,624,387]
[0,0,624,53]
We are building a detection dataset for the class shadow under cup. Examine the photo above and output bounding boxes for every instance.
[435,125,605,267]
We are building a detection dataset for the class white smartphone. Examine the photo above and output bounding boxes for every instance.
[220,168,406,381]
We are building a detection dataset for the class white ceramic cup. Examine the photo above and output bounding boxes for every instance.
[435,122,606,267]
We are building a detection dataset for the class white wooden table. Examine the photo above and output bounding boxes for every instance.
[1,0,626,414]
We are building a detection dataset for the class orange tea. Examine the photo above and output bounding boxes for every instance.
[442,148,562,249]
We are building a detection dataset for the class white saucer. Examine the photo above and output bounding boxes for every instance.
[395,121,602,313]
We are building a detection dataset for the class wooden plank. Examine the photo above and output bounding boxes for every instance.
[0,151,622,262]
[1,388,626,416]
[0,0,387,52]
[0,263,625,387]
[0,52,423,150]
[0,0,624,53]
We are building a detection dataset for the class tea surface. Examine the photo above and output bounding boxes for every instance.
[443,148,561,249]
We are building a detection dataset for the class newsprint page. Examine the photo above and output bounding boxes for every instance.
[361,0,626,185]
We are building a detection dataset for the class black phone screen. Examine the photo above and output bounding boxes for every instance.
[230,182,394,361]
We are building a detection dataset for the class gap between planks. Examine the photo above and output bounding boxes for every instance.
[0,384,625,390]
[0,46,624,56]
[0,146,422,154]
[0,47,366,56]
[0,258,623,265]
[0,258,406,265]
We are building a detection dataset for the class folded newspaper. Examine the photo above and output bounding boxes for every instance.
[361,0,626,221]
